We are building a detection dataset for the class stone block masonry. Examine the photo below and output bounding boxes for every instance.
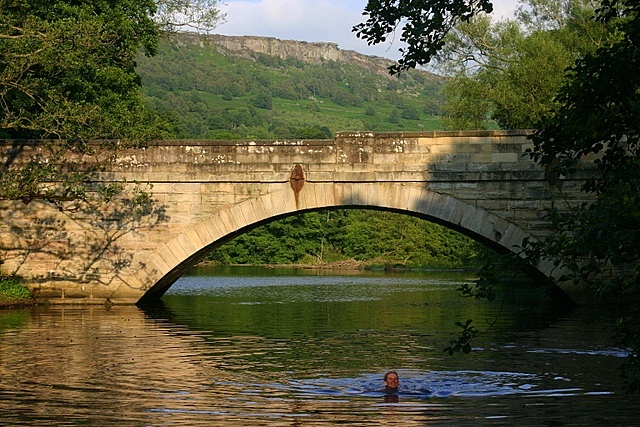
[0,131,596,305]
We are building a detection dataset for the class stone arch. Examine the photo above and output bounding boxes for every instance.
[127,182,553,304]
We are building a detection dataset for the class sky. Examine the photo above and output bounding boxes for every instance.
[216,0,521,60]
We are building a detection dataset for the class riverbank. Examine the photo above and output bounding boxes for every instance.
[0,296,35,309]
[199,258,476,273]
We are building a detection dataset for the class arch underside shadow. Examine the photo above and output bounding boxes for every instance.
[130,183,560,304]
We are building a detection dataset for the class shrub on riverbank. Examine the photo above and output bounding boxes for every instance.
[0,275,33,308]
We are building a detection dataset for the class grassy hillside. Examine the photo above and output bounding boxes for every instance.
[136,33,446,139]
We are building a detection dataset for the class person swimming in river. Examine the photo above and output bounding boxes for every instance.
[382,371,400,403]
[383,371,399,392]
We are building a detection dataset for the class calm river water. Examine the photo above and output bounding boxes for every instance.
[0,266,637,426]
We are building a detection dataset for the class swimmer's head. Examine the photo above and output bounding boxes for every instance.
[384,371,399,390]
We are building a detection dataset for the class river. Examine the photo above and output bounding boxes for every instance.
[0,266,637,426]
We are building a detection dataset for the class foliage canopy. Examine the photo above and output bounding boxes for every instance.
[0,0,159,140]
[0,1,224,205]
[206,210,482,269]
[436,0,611,130]
[354,0,494,73]
[527,1,640,391]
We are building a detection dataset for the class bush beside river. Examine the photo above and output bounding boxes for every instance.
[0,275,33,309]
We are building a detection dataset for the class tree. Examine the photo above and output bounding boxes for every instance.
[295,126,332,139]
[354,0,494,74]
[436,0,609,129]
[401,105,420,120]
[0,0,160,212]
[252,91,273,110]
[443,74,493,129]
[0,0,223,203]
[0,0,159,141]
[155,0,226,33]
[388,109,401,124]
[526,0,640,391]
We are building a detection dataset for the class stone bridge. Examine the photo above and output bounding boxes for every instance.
[0,131,594,305]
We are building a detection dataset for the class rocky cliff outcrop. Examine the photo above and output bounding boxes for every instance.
[174,33,409,79]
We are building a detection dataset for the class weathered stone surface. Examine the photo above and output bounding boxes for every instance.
[0,131,597,304]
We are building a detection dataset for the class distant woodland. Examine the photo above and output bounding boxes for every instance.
[206,210,485,269]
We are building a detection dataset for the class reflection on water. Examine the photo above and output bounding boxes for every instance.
[0,266,636,426]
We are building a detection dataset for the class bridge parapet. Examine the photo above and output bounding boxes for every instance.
[108,130,539,181]
[0,131,595,304]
